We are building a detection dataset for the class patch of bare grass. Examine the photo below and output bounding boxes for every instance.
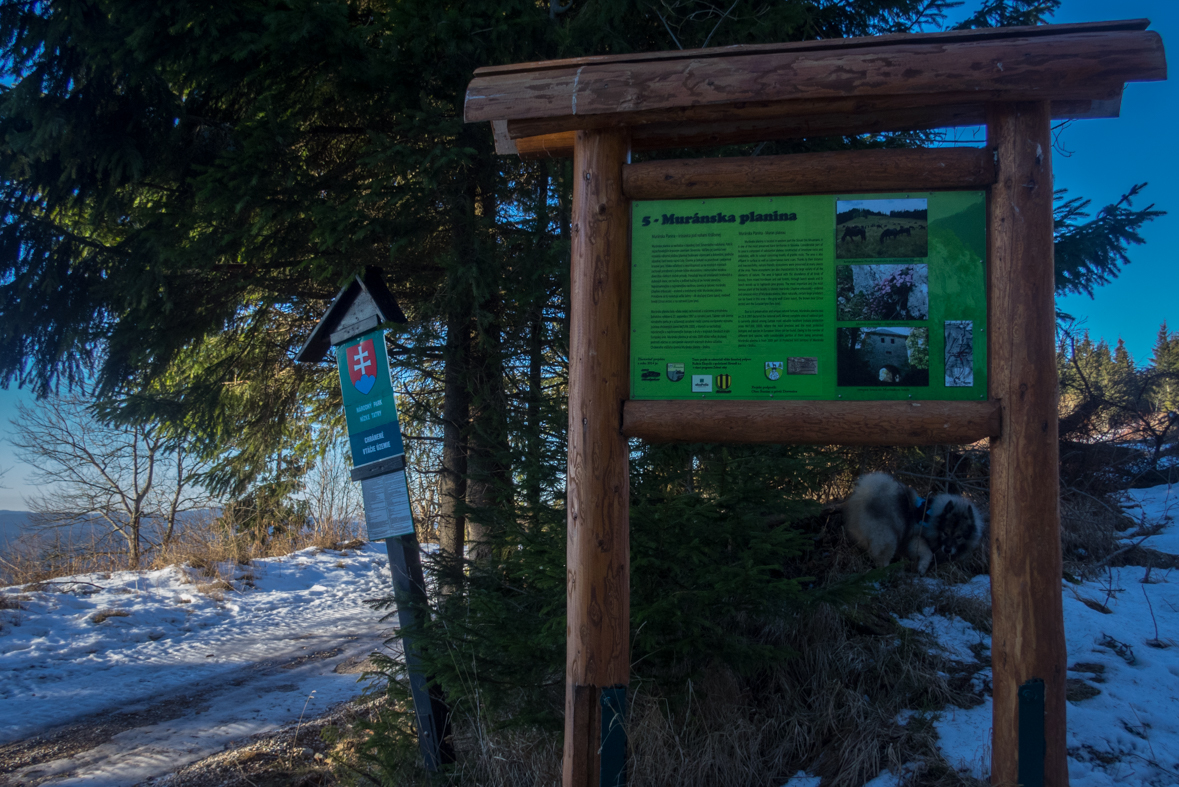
[91,608,130,624]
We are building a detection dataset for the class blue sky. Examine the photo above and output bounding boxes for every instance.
[0,1,1175,510]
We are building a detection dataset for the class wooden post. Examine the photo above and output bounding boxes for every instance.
[987,101,1068,787]
[565,128,632,787]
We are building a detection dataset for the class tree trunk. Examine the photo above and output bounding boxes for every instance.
[465,177,510,564]
[127,513,141,569]
[438,299,471,590]
[526,162,551,528]
[466,290,508,563]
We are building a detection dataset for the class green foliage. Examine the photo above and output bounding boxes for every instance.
[1058,323,1179,484]
[906,327,930,370]
[628,444,816,680]
[352,660,433,785]
[954,0,1060,29]
[217,481,312,546]
[1149,322,1179,413]
[1054,184,1165,300]
[386,441,826,735]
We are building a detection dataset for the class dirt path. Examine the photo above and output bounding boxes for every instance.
[0,631,389,787]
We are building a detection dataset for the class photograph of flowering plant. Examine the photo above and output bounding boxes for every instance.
[835,263,929,321]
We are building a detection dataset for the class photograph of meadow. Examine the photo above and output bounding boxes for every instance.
[835,198,928,259]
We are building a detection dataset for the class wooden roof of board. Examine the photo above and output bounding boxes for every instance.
[463,20,1166,158]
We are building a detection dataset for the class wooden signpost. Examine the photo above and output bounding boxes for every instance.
[296,268,453,771]
[464,20,1166,787]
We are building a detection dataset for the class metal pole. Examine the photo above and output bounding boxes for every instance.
[383,533,454,770]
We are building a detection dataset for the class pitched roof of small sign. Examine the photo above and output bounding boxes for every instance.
[295,267,407,363]
[464,19,1167,158]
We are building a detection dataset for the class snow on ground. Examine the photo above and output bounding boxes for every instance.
[781,483,1179,787]
[6,489,1179,787]
[906,484,1179,787]
[0,542,398,785]
[1122,484,1179,554]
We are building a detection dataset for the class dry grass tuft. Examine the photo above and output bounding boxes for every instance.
[395,572,989,787]
[1059,492,1134,575]
[91,608,130,624]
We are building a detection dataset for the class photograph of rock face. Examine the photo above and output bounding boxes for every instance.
[944,321,975,387]
[836,198,929,260]
[836,326,930,387]
[836,263,929,321]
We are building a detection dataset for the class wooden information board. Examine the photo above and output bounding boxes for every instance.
[630,191,986,401]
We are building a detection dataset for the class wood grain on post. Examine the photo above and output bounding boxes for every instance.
[622,148,995,200]
[987,102,1068,787]
[565,129,631,787]
[623,399,1000,445]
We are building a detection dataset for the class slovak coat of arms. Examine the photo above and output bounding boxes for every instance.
[347,339,379,395]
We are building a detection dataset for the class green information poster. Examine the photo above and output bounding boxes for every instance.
[336,329,406,466]
[630,191,987,401]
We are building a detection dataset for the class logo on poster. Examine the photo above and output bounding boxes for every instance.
[715,374,732,392]
[691,375,712,393]
[764,362,783,381]
[666,363,685,382]
[347,339,379,395]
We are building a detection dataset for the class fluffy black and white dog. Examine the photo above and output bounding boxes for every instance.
[843,472,983,574]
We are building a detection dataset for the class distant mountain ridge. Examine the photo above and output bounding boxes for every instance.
[0,509,219,548]
[0,510,32,545]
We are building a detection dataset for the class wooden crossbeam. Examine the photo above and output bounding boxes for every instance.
[621,147,996,200]
[509,98,1120,159]
[466,25,1164,142]
[622,400,1001,445]
[475,19,1151,78]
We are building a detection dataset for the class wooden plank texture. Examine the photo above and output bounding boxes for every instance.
[465,28,1164,131]
[565,129,631,787]
[475,19,1149,77]
[502,87,1125,141]
[622,147,996,200]
[622,400,1001,445]
[987,102,1068,787]
[512,97,1119,159]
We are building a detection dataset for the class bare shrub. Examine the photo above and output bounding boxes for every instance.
[0,528,127,586]
[1060,491,1135,576]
